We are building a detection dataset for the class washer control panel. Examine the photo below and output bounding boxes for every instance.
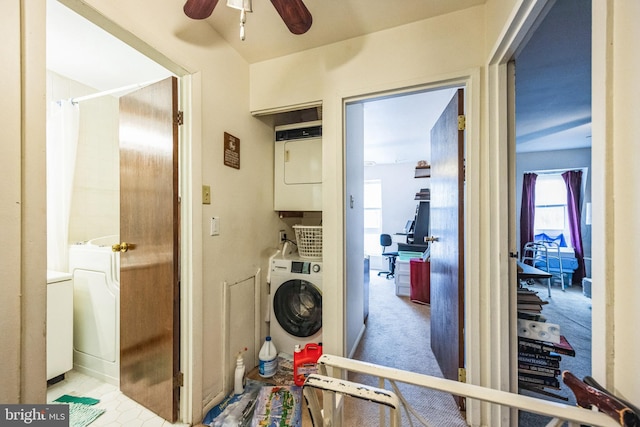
[272,258,322,277]
[292,260,320,274]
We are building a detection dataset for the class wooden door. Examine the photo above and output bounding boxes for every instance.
[429,88,465,408]
[119,77,180,422]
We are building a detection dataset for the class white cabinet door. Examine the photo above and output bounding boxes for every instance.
[274,136,322,211]
[47,279,73,380]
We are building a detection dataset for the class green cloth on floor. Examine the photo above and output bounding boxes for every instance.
[54,395,100,405]
[67,402,105,427]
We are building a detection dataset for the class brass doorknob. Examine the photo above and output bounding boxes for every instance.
[112,242,134,253]
[424,236,439,243]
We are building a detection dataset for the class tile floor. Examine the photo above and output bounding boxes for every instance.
[47,370,191,427]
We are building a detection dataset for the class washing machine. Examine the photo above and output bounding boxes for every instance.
[269,252,322,355]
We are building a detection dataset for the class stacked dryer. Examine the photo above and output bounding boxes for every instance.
[269,252,322,354]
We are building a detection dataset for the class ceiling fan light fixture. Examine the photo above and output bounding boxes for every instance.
[183,0,312,35]
[226,0,252,12]
[226,0,252,40]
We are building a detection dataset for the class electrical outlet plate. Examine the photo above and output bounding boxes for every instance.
[279,230,286,242]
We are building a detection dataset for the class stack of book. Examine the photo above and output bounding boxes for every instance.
[517,287,548,314]
[516,287,576,399]
[517,310,575,398]
[518,335,575,392]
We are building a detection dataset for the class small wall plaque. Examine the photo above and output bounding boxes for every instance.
[223,132,240,169]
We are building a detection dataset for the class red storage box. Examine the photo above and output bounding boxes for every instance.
[410,258,430,304]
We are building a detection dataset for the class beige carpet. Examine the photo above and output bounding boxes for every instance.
[345,272,468,427]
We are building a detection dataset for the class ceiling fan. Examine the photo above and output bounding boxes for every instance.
[183,0,312,37]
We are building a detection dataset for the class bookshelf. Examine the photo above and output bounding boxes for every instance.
[414,166,431,178]
[414,188,430,201]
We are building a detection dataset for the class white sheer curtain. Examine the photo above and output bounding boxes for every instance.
[47,100,79,272]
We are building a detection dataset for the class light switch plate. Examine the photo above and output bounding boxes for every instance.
[210,217,220,236]
[202,185,211,204]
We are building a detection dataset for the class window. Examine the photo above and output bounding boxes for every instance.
[534,173,571,246]
[364,180,382,256]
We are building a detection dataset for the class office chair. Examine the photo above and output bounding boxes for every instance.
[377,234,398,279]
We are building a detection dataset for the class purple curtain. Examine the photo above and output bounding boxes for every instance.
[520,173,538,259]
[562,170,586,283]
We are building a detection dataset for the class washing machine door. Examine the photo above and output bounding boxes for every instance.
[273,279,322,338]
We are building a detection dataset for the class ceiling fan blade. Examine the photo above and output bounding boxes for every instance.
[183,0,220,19]
[270,0,312,35]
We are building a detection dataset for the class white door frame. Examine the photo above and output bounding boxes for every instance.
[486,1,552,423]
[336,68,482,425]
[487,1,608,425]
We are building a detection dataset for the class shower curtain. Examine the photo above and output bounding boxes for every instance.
[47,100,79,272]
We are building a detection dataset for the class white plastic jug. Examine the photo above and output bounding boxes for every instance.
[258,336,278,378]
[233,352,245,395]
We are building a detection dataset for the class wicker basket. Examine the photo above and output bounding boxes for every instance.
[293,225,323,259]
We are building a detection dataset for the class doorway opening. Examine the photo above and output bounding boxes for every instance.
[343,85,467,425]
[511,1,592,425]
[45,0,185,424]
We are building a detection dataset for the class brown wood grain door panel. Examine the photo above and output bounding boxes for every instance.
[119,77,179,422]
[429,88,465,409]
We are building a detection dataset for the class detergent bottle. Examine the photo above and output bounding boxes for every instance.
[293,343,323,386]
[233,348,247,395]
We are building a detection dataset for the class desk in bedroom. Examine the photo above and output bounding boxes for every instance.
[397,242,430,253]
[517,261,552,280]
